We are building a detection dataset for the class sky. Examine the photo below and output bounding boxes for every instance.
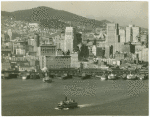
[1,1,148,28]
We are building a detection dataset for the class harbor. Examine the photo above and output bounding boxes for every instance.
[2,78,148,116]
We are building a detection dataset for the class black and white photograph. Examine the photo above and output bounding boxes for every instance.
[1,1,149,116]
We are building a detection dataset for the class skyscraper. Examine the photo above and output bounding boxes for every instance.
[126,26,132,42]
[107,23,119,44]
[126,25,141,43]
[119,29,126,43]
[64,27,75,52]
[106,23,119,55]
[132,27,141,42]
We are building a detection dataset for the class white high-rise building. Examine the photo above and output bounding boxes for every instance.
[132,27,141,42]
[126,27,132,42]
[119,29,126,43]
[64,27,74,52]
[126,25,141,43]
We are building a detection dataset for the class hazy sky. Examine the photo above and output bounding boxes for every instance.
[1,1,148,28]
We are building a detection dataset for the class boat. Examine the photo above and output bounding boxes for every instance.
[81,73,91,80]
[22,76,27,80]
[138,74,146,80]
[1,74,4,79]
[101,74,107,80]
[121,74,127,80]
[127,72,137,80]
[43,73,52,83]
[108,73,117,80]
[55,97,78,110]
[95,75,101,78]
[43,77,52,83]
[62,73,72,80]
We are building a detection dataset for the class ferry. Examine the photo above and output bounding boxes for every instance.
[127,72,137,80]
[55,97,78,110]
[108,73,117,80]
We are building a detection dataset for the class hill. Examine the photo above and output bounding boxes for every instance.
[1,6,111,30]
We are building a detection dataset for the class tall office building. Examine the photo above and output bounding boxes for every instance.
[126,25,141,43]
[126,26,132,42]
[106,23,119,55]
[107,23,119,44]
[132,27,141,42]
[119,29,126,43]
[64,27,76,52]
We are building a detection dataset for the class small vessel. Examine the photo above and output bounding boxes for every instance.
[43,73,52,83]
[1,74,4,79]
[81,73,91,80]
[55,97,78,110]
[95,75,101,78]
[127,72,137,80]
[22,72,30,80]
[138,74,146,80]
[22,76,27,80]
[62,73,72,80]
[101,74,107,80]
[108,73,117,80]
[121,74,127,80]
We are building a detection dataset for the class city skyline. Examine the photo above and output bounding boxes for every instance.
[1,1,148,28]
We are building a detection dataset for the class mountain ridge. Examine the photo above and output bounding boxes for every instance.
[1,6,111,30]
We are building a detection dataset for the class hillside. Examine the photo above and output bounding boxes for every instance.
[1,6,111,30]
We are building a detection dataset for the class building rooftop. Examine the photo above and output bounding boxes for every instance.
[40,44,56,47]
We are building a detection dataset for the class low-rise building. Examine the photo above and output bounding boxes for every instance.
[39,44,56,56]
[2,59,11,71]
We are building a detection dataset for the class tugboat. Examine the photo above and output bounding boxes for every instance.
[127,71,137,80]
[108,72,117,80]
[43,73,52,83]
[55,97,78,110]
[62,73,72,80]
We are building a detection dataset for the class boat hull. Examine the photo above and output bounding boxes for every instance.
[127,75,137,80]
[81,75,91,80]
[57,103,78,109]
[101,77,107,80]
[62,75,72,80]
[108,75,117,80]
[22,76,27,80]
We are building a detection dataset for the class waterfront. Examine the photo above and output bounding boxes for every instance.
[2,78,148,116]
